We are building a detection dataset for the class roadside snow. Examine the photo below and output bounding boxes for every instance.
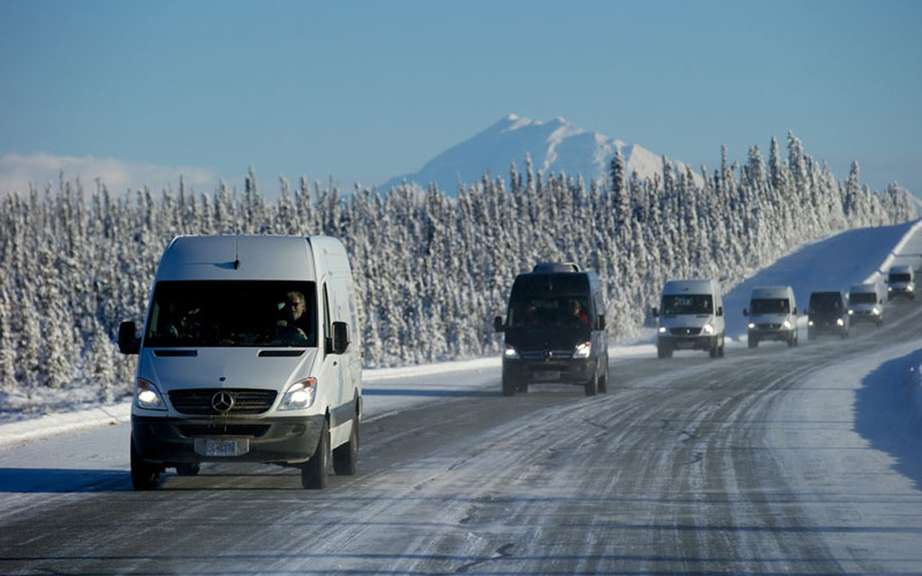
[769,336,922,569]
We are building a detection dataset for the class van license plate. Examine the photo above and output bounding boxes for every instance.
[534,371,560,381]
[195,438,249,457]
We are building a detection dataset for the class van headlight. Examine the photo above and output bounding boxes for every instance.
[136,379,166,411]
[808,320,814,327]
[836,318,845,327]
[657,326,667,334]
[504,345,519,359]
[782,320,792,330]
[573,341,592,358]
[702,324,715,335]
[747,322,755,330]
[872,307,880,315]
[848,309,854,316]
[279,377,316,411]
[908,285,914,292]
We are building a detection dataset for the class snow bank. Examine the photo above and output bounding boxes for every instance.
[855,348,922,489]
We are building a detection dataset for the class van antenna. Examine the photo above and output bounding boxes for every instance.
[233,235,240,270]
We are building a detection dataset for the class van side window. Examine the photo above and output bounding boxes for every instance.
[322,283,331,352]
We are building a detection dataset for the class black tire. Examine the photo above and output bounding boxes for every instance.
[502,375,517,397]
[301,420,330,489]
[598,363,609,394]
[584,372,598,397]
[841,329,849,340]
[709,343,719,359]
[719,338,726,357]
[787,335,795,347]
[748,336,758,349]
[130,440,161,491]
[175,463,200,476]
[333,418,359,476]
[657,344,672,359]
[808,329,815,341]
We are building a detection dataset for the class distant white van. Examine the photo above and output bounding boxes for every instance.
[848,282,886,327]
[652,279,726,359]
[118,235,362,490]
[886,265,915,300]
[743,286,798,348]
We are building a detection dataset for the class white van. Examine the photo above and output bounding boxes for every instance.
[118,235,362,491]
[848,282,885,327]
[743,286,798,348]
[652,279,726,359]
[886,265,915,300]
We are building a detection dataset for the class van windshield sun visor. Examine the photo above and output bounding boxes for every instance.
[144,280,318,348]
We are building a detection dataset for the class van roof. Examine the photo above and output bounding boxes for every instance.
[889,265,913,274]
[662,279,718,295]
[156,235,316,282]
[849,283,878,293]
[750,286,793,299]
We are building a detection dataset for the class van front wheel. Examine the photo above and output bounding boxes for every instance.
[301,421,330,489]
[502,375,517,397]
[130,440,161,491]
[333,418,358,476]
[584,372,598,397]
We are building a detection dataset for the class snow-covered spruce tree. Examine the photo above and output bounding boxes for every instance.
[0,287,17,393]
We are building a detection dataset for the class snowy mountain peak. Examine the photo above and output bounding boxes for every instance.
[383,114,698,193]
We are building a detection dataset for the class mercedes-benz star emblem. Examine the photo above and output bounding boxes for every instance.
[211,391,235,413]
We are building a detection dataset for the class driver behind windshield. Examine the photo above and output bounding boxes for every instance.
[275,290,310,345]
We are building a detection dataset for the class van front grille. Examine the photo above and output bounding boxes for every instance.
[177,423,271,437]
[670,327,702,336]
[168,389,278,415]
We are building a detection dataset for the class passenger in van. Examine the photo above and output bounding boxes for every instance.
[275,290,310,345]
[568,300,590,327]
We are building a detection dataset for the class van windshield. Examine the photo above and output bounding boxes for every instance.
[750,298,789,314]
[850,292,876,304]
[661,294,713,316]
[809,293,842,312]
[508,297,591,329]
[889,273,911,283]
[144,281,317,347]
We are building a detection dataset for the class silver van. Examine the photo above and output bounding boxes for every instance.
[118,235,362,490]
[848,282,885,327]
[743,286,798,348]
[652,279,726,359]
[886,265,915,300]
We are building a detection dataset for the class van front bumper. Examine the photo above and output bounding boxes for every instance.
[131,415,325,466]
[503,357,594,385]
[747,326,795,342]
[657,335,718,351]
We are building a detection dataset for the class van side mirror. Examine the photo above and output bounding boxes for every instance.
[118,321,140,355]
[332,321,349,354]
[651,307,659,318]
[597,314,606,331]
[493,316,505,333]
[742,308,749,317]
[717,306,724,317]
[793,306,798,315]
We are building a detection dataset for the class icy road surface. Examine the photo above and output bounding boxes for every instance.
[1,302,922,573]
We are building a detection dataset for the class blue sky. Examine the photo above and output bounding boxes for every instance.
[1,0,921,196]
